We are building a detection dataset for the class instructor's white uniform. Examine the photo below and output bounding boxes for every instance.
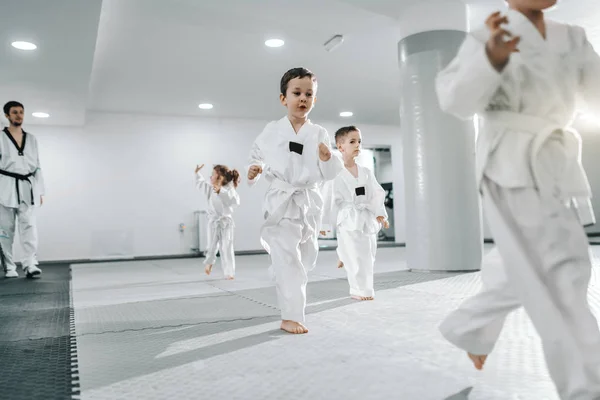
[0,127,45,274]
[436,9,600,399]
[248,117,343,323]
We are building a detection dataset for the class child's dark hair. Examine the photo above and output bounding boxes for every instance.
[335,125,359,145]
[214,165,240,188]
[280,67,317,96]
[3,101,24,116]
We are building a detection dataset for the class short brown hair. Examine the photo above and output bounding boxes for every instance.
[280,67,317,96]
[335,125,359,145]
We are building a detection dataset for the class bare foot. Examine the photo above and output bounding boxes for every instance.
[205,264,213,275]
[280,320,308,334]
[468,353,488,370]
[225,275,234,280]
[337,260,344,268]
[351,295,374,301]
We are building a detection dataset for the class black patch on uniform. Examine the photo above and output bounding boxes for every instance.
[289,141,303,155]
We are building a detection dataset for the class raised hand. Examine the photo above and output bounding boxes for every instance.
[319,142,331,161]
[485,11,520,71]
[248,165,263,180]
[195,164,204,174]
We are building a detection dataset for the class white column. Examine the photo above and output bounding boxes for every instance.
[398,0,482,271]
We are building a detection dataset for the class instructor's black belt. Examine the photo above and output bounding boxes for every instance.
[0,169,36,205]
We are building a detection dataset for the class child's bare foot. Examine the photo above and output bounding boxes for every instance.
[337,260,344,268]
[225,275,234,280]
[280,320,308,334]
[205,264,213,275]
[468,353,488,370]
[351,295,374,301]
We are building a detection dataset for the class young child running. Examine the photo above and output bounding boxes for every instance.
[247,67,343,334]
[321,126,388,301]
[195,163,240,280]
[436,1,600,397]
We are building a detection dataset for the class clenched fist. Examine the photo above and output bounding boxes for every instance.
[485,11,520,72]
[248,165,263,180]
[319,142,331,162]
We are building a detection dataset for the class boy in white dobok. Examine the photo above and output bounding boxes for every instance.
[247,67,343,334]
[436,0,600,398]
[321,126,388,301]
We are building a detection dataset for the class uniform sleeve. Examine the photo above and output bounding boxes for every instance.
[577,26,600,114]
[367,169,387,219]
[436,32,504,120]
[219,186,240,208]
[319,180,336,232]
[35,143,45,196]
[247,138,266,187]
[195,172,213,198]
[318,129,343,181]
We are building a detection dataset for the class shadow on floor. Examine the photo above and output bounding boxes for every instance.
[74,269,469,391]
[444,386,473,400]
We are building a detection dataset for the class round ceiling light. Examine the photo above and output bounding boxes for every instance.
[32,112,49,118]
[198,103,213,110]
[11,41,37,50]
[265,39,284,48]
[340,111,353,117]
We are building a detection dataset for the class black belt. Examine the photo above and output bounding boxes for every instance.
[0,169,35,205]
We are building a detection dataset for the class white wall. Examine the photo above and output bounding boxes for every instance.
[15,110,600,263]
[14,111,405,262]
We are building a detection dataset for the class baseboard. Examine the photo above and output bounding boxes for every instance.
[37,241,406,265]
[37,235,600,266]
[37,252,202,266]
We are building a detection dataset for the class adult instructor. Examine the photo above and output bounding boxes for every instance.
[1,101,45,278]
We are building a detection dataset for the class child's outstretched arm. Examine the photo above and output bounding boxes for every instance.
[194,164,214,197]
[317,129,343,181]
[247,141,265,187]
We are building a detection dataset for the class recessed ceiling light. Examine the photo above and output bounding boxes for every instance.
[198,103,213,110]
[32,112,49,118]
[265,39,284,48]
[340,111,353,117]
[11,41,37,50]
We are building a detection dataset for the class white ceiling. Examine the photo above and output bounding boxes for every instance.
[1,0,599,127]
[0,0,102,126]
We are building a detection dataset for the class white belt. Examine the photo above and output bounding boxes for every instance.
[484,111,594,226]
[207,215,234,242]
[263,179,319,244]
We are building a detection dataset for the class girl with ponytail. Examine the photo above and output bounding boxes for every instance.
[194,163,241,279]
